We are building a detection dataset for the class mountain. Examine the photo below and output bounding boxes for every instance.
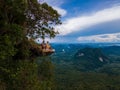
[51,44,120,71]
[51,44,120,90]
[74,47,110,71]
[102,46,120,56]
[97,63,120,75]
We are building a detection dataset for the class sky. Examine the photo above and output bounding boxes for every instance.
[43,0,120,43]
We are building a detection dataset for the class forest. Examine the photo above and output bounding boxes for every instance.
[0,0,61,90]
[0,0,120,90]
[52,44,120,90]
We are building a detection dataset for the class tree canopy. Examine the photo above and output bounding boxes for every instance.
[0,0,61,89]
[0,0,61,39]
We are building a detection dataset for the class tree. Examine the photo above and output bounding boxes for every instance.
[26,0,61,39]
[0,0,61,89]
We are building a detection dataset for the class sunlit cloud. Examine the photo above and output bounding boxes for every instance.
[43,0,64,6]
[53,6,67,17]
[77,33,120,43]
[43,0,67,17]
[56,5,120,35]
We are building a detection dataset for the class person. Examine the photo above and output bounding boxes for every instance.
[41,40,46,50]
[41,41,55,55]
[46,41,52,50]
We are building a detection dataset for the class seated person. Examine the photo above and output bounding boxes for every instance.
[41,41,55,53]
[41,40,46,50]
[46,41,52,51]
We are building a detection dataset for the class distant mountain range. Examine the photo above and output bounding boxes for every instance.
[74,47,110,71]
[51,44,120,90]
[102,46,120,56]
[51,43,120,71]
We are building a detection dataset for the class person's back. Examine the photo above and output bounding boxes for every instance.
[46,41,51,50]
[41,41,46,49]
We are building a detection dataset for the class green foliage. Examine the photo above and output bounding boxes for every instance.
[25,0,61,39]
[11,61,41,90]
[54,65,120,90]
[37,58,55,90]
[0,0,60,89]
[98,63,120,75]
[0,24,23,60]
[0,61,40,90]
[51,45,120,90]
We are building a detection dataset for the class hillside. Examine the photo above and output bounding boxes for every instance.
[102,46,120,56]
[52,44,120,90]
[74,47,110,71]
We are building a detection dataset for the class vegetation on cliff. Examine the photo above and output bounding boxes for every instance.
[0,0,61,90]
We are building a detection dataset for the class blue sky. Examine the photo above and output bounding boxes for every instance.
[43,0,120,43]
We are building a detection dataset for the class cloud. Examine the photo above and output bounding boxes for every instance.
[77,33,120,43]
[43,0,64,6]
[53,7,67,17]
[43,0,67,17]
[56,5,120,35]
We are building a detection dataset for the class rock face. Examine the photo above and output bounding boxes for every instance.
[74,47,110,71]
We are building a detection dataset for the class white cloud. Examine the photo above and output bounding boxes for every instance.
[77,33,120,43]
[43,0,67,17]
[53,7,67,17]
[56,5,120,35]
[43,0,64,6]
